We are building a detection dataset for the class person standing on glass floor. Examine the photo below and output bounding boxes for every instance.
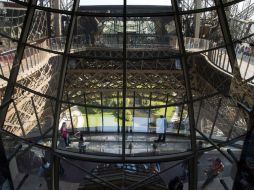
[155,115,167,142]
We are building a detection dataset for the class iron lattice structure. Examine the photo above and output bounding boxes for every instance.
[0,0,253,190]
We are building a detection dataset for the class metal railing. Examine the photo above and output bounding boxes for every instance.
[0,40,49,82]
[0,34,253,86]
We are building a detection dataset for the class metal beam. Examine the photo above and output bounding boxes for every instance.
[0,0,37,131]
[67,69,183,74]
[31,96,43,136]
[194,0,201,38]
[171,0,198,189]
[125,159,188,190]
[83,93,90,132]
[214,0,242,81]
[51,0,80,189]
[195,127,233,163]
[227,107,241,140]
[64,88,185,93]
[0,2,37,188]
[12,100,26,137]
[209,98,222,139]
[67,93,75,134]
[177,103,185,134]
[147,92,152,131]
[122,0,127,161]
[117,91,120,133]
[195,99,203,129]
[233,107,254,189]
[164,93,169,117]
[100,92,104,132]
[132,91,135,133]
[59,156,120,190]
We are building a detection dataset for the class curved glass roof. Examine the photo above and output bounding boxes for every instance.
[0,0,253,189]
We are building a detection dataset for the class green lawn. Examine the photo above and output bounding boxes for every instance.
[71,105,176,128]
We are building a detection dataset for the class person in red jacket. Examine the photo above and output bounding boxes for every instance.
[201,157,224,188]
[60,122,69,146]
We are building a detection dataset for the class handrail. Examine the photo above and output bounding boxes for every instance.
[0,35,253,86]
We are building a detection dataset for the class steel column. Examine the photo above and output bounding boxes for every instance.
[12,101,26,137]
[147,92,152,131]
[83,93,90,131]
[122,0,127,160]
[132,91,135,133]
[164,93,169,117]
[0,1,37,189]
[171,0,198,189]
[117,91,120,133]
[214,0,242,80]
[31,96,43,136]
[0,0,37,131]
[51,1,80,189]
[209,98,222,139]
[177,103,185,134]
[66,94,74,134]
[100,92,104,132]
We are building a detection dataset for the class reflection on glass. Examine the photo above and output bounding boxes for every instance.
[0,2,26,40]
[16,47,61,97]
[225,1,254,41]
[0,41,17,79]
[197,148,238,190]
[37,0,74,11]
[181,10,224,52]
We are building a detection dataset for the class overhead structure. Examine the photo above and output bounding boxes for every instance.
[0,1,253,190]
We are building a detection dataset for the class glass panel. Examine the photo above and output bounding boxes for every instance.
[194,96,220,138]
[207,47,232,73]
[17,47,60,97]
[79,0,122,6]
[71,105,88,131]
[3,99,27,137]
[78,0,123,13]
[27,9,48,43]
[166,160,190,190]
[150,107,166,133]
[179,105,190,135]
[211,98,248,141]
[73,17,124,50]
[132,109,149,132]
[16,145,51,190]
[103,109,118,132]
[189,51,232,97]
[229,108,248,140]
[0,2,26,40]
[1,134,50,190]
[3,88,54,144]
[0,79,6,103]
[234,39,254,81]
[127,2,172,13]
[224,1,254,41]
[177,0,215,11]
[72,16,102,49]
[0,40,17,79]
[181,10,224,52]
[28,12,70,53]
[37,0,74,11]
[87,108,102,132]
[126,16,178,51]
[197,149,235,189]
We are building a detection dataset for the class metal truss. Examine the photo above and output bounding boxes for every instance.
[0,1,253,190]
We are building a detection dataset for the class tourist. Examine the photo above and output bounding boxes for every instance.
[155,115,167,142]
[60,122,69,146]
[201,157,224,189]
